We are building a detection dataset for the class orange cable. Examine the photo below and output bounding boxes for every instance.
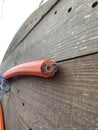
[0,59,57,130]
[3,59,57,79]
[0,102,4,130]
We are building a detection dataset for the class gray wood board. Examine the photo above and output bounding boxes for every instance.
[3,0,61,61]
[2,0,98,65]
[0,0,98,129]
[2,53,98,130]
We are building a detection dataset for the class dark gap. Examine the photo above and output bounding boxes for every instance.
[68,7,72,13]
[29,129,32,130]
[18,89,20,93]
[22,102,25,106]
[92,1,98,8]
[54,10,57,14]
[56,52,98,63]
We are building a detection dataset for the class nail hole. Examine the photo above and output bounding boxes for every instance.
[92,1,98,8]
[29,128,32,130]
[68,7,72,13]
[18,89,20,93]
[54,11,57,14]
[22,103,25,106]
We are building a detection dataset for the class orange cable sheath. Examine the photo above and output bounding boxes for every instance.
[0,102,4,130]
[0,59,57,130]
[3,59,57,79]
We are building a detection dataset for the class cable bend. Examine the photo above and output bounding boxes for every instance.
[3,59,57,79]
[0,59,57,94]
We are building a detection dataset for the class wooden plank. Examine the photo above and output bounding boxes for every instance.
[2,53,98,130]
[2,0,98,71]
[0,0,98,129]
[3,0,61,61]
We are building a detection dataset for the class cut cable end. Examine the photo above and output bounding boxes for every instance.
[41,59,57,77]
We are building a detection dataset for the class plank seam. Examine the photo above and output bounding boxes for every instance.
[56,51,98,63]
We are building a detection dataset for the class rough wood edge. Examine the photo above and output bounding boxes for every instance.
[2,0,61,62]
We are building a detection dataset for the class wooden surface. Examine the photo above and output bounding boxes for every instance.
[1,0,98,72]
[2,54,98,130]
[3,0,60,61]
[0,0,98,130]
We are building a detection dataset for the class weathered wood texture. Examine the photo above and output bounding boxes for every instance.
[3,0,60,61]
[0,0,98,130]
[1,0,98,72]
[2,54,98,130]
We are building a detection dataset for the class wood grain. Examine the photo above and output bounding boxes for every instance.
[3,0,61,61]
[0,0,98,130]
[1,0,98,72]
[2,53,98,130]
